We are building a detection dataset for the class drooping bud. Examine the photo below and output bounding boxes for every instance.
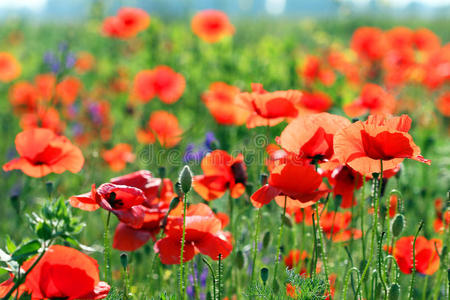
[120,252,128,270]
[179,165,193,194]
[169,197,181,212]
[46,181,54,197]
[388,283,400,300]
[391,214,405,237]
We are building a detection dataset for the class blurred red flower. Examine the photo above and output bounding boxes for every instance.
[137,110,183,148]
[102,7,150,39]
[343,83,396,118]
[191,10,234,43]
[0,52,21,82]
[102,143,135,171]
[300,55,335,86]
[351,27,387,61]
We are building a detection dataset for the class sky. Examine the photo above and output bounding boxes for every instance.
[0,0,449,13]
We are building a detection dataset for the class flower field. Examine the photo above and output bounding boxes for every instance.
[0,5,449,300]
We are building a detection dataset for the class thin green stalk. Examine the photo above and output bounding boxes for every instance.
[408,221,424,300]
[104,211,112,284]
[421,276,429,300]
[179,194,188,299]
[360,176,367,262]
[250,208,262,282]
[191,262,200,300]
[311,211,318,278]
[377,231,387,299]
[272,196,287,287]
[343,267,361,300]
[217,254,223,300]
[315,203,330,291]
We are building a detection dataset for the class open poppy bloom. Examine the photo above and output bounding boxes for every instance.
[102,143,135,171]
[235,83,302,128]
[19,107,65,134]
[334,114,431,176]
[110,170,162,204]
[433,198,450,233]
[343,83,396,118]
[386,27,414,50]
[9,81,39,114]
[393,236,442,275]
[297,91,333,114]
[413,28,441,53]
[322,164,363,208]
[191,10,234,43]
[202,82,249,125]
[251,160,327,208]
[350,27,387,61]
[436,92,450,117]
[0,52,21,82]
[137,110,183,148]
[277,112,351,163]
[75,51,95,74]
[3,128,84,178]
[56,76,82,105]
[102,7,150,39]
[154,203,233,264]
[319,210,362,242]
[132,66,186,104]
[193,150,247,201]
[300,55,335,87]
[284,250,312,275]
[0,245,110,299]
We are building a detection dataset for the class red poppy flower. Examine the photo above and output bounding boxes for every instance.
[137,110,183,148]
[56,76,82,105]
[20,107,65,134]
[235,83,302,128]
[421,44,450,90]
[382,48,416,88]
[389,194,398,218]
[436,92,450,117]
[9,81,39,113]
[386,27,414,50]
[433,198,450,233]
[21,245,109,299]
[393,236,442,275]
[193,150,247,201]
[191,10,234,43]
[297,91,333,114]
[154,203,233,264]
[351,27,387,61]
[75,51,95,74]
[102,7,150,39]
[334,114,431,176]
[300,55,335,86]
[277,112,351,162]
[34,73,56,101]
[319,210,362,242]
[251,160,327,208]
[202,82,249,125]
[323,165,363,208]
[284,250,309,270]
[110,170,162,205]
[132,66,186,104]
[286,283,297,298]
[343,83,396,118]
[102,143,135,171]
[0,52,21,82]
[413,28,441,52]
[3,128,84,178]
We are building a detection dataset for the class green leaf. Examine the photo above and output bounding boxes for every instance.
[11,240,41,263]
[36,222,53,241]
[5,236,16,253]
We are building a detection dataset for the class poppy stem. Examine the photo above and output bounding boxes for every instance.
[272,196,287,288]
[408,220,424,300]
[202,256,216,300]
[250,208,262,282]
[315,203,330,292]
[104,211,112,284]
[217,254,223,299]
[311,212,318,278]
[179,193,188,299]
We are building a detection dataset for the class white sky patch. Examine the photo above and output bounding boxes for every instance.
[0,0,47,11]
[350,0,450,6]
[265,0,286,15]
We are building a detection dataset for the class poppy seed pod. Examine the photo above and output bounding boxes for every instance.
[388,283,400,300]
[262,231,271,249]
[260,267,269,285]
[120,252,128,269]
[179,165,193,194]
[391,214,405,237]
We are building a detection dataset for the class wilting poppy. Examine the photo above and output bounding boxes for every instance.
[191,10,234,43]
[0,245,110,299]
[193,150,247,201]
[277,112,351,163]
[297,91,333,114]
[251,160,327,208]
[343,83,396,118]
[235,83,302,128]
[102,143,135,171]
[56,76,82,105]
[154,203,233,264]
[0,52,21,82]
[393,236,442,275]
[3,128,84,178]
[300,55,335,87]
[351,27,387,61]
[137,110,183,148]
[102,7,150,39]
[334,114,431,176]
[132,66,186,104]
[75,51,95,74]
[202,82,249,125]
[436,92,450,117]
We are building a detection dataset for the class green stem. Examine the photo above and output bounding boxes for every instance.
[217,254,223,300]
[315,203,330,291]
[408,221,424,300]
[421,275,429,300]
[311,211,318,278]
[104,211,112,284]
[250,208,262,282]
[179,194,188,298]
[202,257,216,300]
[272,196,287,287]
[343,267,361,300]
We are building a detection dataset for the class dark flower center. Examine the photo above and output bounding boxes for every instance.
[230,162,247,185]
[108,192,124,209]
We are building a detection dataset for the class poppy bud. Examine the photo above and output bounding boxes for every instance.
[158,166,166,179]
[46,181,53,196]
[235,250,245,269]
[282,215,292,228]
[351,118,359,123]
[334,195,342,210]
[440,246,447,259]
[391,214,405,237]
[179,165,193,194]
[380,204,387,220]
[388,283,400,300]
[120,252,128,270]
[10,194,20,215]
[260,267,269,285]
[209,140,220,151]
[245,182,254,196]
[262,231,271,249]
[272,279,279,293]
[260,173,268,185]
[169,197,180,212]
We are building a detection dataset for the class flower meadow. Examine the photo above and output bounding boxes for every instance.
[0,6,449,300]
